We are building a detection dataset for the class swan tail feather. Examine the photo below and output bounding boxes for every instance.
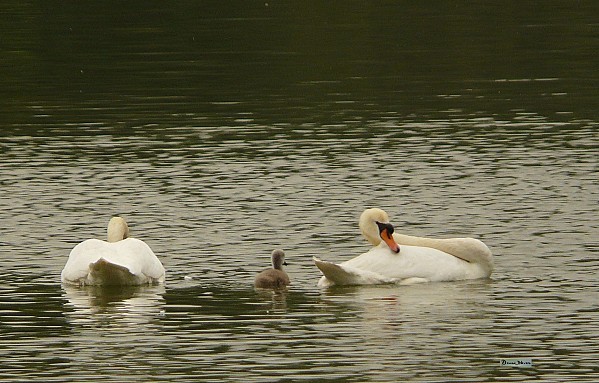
[88,258,143,286]
[313,257,395,287]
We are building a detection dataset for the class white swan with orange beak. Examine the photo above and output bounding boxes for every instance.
[314,208,494,287]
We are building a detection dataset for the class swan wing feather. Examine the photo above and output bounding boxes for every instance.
[61,238,165,285]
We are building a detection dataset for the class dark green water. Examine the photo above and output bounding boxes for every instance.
[1,2,598,382]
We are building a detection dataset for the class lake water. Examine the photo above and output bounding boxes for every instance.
[1,2,598,382]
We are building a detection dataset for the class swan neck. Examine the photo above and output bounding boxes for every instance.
[359,208,390,246]
[271,250,286,270]
[107,217,129,242]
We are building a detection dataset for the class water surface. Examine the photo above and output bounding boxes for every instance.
[1,2,598,382]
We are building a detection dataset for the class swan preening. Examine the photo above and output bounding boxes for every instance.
[61,209,494,289]
[314,208,494,287]
[61,217,165,286]
[254,249,290,289]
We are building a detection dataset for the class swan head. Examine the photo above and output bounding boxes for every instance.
[107,217,129,242]
[359,208,400,253]
[271,249,287,270]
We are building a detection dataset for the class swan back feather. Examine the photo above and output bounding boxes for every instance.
[61,217,165,286]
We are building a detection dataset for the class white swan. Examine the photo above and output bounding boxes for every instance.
[314,208,494,287]
[61,217,165,286]
[254,249,290,289]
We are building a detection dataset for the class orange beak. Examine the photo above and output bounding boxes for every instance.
[381,228,400,253]
[375,221,400,253]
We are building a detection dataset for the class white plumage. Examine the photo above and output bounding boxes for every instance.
[315,208,493,287]
[61,217,165,286]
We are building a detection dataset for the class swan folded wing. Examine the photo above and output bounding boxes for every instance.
[314,257,396,287]
[108,238,165,281]
[393,234,493,272]
[319,244,489,285]
[61,239,115,283]
[61,238,165,285]
[351,244,487,281]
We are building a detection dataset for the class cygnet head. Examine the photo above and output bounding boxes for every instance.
[271,249,287,270]
[107,216,129,242]
[359,208,400,253]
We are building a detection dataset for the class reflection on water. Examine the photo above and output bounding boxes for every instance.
[63,285,166,325]
[1,1,598,382]
[254,288,290,312]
